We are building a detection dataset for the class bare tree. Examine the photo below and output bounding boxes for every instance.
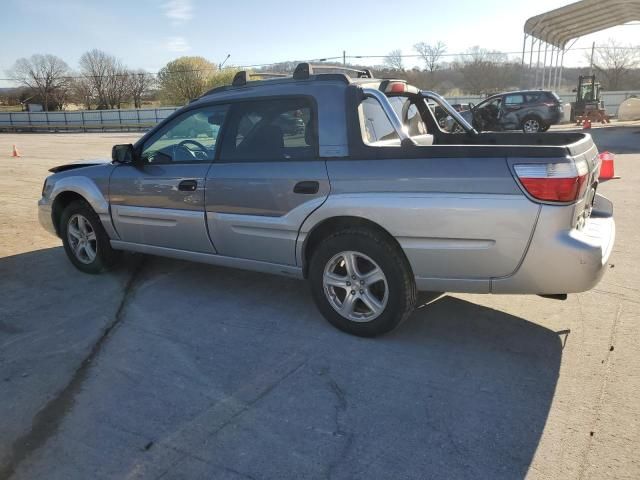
[384,49,404,71]
[70,76,95,109]
[79,49,113,108]
[455,46,513,95]
[589,39,640,90]
[414,41,446,73]
[104,60,131,109]
[7,54,71,111]
[127,70,155,108]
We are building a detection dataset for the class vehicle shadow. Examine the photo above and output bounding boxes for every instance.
[1,251,562,480]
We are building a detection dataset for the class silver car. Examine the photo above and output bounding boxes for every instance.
[38,64,615,337]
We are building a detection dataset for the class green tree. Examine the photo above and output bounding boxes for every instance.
[158,56,237,105]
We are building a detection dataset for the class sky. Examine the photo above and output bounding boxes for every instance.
[1,0,639,87]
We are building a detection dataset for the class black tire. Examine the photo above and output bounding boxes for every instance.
[521,115,543,133]
[60,199,119,274]
[308,228,416,337]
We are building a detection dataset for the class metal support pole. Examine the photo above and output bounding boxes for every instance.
[343,50,346,65]
[541,43,549,88]
[520,34,528,88]
[534,40,542,87]
[529,37,535,68]
[547,47,554,89]
[553,48,560,91]
[557,49,565,92]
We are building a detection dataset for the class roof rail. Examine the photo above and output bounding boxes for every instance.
[292,62,374,80]
[231,70,290,87]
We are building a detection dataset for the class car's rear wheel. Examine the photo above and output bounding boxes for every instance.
[309,228,416,337]
[60,200,119,274]
[522,116,543,133]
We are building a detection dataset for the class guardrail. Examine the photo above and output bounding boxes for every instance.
[0,107,179,132]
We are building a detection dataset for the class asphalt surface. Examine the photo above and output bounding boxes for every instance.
[1,127,639,479]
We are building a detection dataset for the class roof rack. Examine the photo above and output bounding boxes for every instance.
[231,70,289,87]
[201,62,372,97]
[292,62,373,80]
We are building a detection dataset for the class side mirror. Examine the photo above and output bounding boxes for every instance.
[112,144,136,164]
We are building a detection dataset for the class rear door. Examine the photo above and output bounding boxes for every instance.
[110,105,228,253]
[501,93,526,129]
[205,96,329,265]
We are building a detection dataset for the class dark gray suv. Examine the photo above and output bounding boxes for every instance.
[455,90,563,133]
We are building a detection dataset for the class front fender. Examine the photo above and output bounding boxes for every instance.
[50,176,109,214]
[49,175,119,239]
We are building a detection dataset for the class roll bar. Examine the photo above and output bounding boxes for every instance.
[361,88,414,145]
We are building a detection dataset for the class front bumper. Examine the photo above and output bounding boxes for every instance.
[492,195,615,294]
[38,197,58,237]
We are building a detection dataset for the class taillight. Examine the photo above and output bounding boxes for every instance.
[514,160,589,202]
[385,82,406,93]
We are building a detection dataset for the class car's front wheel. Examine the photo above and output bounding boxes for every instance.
[60,200,119,274]
[309,228,416,337]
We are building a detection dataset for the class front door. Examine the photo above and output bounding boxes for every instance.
[110,105,228,253]
[205,97,329,265]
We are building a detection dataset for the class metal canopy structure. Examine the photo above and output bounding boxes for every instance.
[521,0,640,90]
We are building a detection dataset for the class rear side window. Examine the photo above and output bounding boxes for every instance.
[504,94,525,105]
[220,97,316,161]
[525,93,543,103]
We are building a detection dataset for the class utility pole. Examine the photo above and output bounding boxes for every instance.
[589,41,595,76]
[343,50,346,65]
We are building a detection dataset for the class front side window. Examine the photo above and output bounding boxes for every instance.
[220,98,316,161]
[141,105,228,164]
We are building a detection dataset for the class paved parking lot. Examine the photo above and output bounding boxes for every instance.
[1,128,639,479]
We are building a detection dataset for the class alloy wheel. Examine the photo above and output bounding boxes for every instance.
[67,214,97,264]
[322,251,388,322]
[523,119,541,133]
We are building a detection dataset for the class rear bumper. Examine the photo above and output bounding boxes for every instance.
[492,195,615,294]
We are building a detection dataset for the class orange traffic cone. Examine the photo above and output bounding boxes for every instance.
[11,144,21,157]
[599,151,620,181]
[582,118,592,129]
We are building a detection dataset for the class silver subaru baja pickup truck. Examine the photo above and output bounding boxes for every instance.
[38,63,615,337]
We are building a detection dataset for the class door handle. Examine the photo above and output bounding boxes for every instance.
[178,180,198,192]
[293,181,319,194]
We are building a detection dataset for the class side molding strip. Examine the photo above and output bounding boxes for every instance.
[110,241,304,279]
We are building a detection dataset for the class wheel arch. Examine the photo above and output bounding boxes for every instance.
[51,191,90,236]
[300,215,413,279]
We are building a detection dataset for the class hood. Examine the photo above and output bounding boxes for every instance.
[48,158,112,173]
